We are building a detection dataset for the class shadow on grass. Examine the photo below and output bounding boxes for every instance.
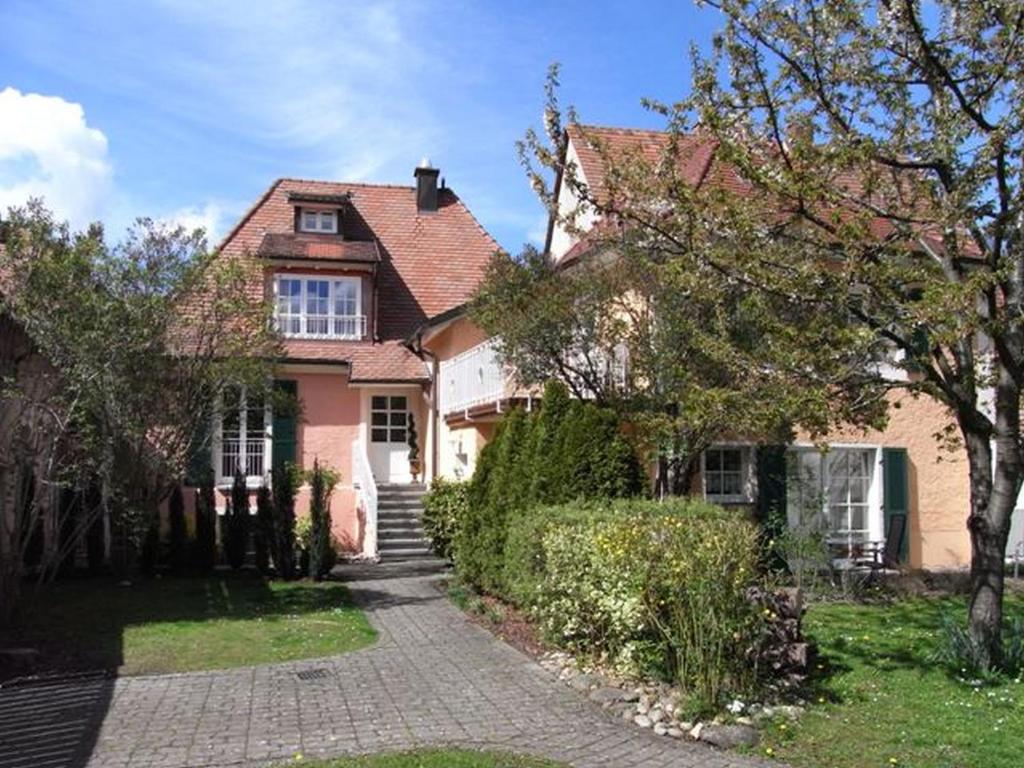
[0,569,371,768]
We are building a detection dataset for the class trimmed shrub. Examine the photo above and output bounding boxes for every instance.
[453,382,644,595]
[138,510,160,577]
[513,497,769,712]
[222,471,250,570]
[456,408,532,592]
[167,485,188,574]
[307,459,339,581]
[272,463,299,580]
[421,477,469,560]
[192,471,217,572]
[254,483,273,575]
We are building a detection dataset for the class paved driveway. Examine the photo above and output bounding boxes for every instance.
[0,562,772,768]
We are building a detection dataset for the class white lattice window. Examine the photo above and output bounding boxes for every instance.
[273,275,364,339]
[703,446,753,503]
[216,387,270,485]
[299,208,337,233]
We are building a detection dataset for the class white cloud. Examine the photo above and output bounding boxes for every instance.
[0,87,113,227]
[157,201,238,244]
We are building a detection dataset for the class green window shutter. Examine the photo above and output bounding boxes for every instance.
[184,409,213,486]
[882,447,910,563]
[756,444,787,534]
[272,379,298,473]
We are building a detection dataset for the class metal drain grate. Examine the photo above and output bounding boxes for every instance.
[296,667,331,681]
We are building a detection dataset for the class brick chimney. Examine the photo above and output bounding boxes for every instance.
[414,157,440,213]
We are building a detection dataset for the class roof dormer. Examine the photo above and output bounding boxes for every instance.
[287,191,351,237]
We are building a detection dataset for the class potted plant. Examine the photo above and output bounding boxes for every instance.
[408,413,421,482]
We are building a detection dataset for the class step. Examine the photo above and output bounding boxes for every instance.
[378,546,436,560]
[377,501,425,512]
[377,484,427,494]
[378,529,426,542]
[379,537,429,550]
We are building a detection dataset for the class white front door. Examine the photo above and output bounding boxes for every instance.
[368,394,411,484]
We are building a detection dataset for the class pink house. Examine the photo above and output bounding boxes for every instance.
[186,161,498,559]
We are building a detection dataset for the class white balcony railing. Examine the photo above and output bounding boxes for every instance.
[439,338,511,416]
[275,314,367,340]
[352,438,378,559]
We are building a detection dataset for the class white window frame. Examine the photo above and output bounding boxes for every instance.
[299,208,338,233]
[785,444,884,556]
[273,274,364,340]
[702,444,755,504]
[213,386,272,488]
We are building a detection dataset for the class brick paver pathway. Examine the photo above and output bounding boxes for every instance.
[0,562,773,768]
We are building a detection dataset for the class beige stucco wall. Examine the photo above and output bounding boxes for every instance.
[420,316,498,481]
[794,391,970,569]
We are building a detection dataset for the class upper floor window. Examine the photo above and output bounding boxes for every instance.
[274,274,364,339]
[299,208,338,233]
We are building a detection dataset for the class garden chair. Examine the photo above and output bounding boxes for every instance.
[864,514,906,571]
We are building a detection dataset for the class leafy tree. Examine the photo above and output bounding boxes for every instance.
[223,471,249,570]
[513,2,1024,669]
[192,472,217,572]
[167,485,188,574]
[0,201,280,622]
[682,0,1024,670]
[271,463,299,580]
[138,511,160,577]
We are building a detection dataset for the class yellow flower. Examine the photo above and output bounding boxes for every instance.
[765,747,775,757]
[294,753,304,762]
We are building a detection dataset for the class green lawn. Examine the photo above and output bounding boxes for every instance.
[760,597,1024,768]
[279,750,564,767]
[8,573,376,676]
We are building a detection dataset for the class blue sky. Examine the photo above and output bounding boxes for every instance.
[0,1,720,252]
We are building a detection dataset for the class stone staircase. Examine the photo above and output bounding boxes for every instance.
[375,483,437,562]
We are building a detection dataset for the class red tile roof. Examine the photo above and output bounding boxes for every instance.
[218,177,500,381]
[257,233,380,263]
[282,339,429,382]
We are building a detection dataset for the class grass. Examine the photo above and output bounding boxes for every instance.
[276,749,565,767]
[8,572,377,676]
[759,596,1024,768]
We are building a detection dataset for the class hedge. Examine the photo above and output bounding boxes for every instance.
[451,380,643,594]
[421,477,469,560]
[504,497,770,713]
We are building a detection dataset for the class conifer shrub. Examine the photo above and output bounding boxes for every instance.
[254,483,273,575]
[271,463,299,579]
[452,381,644,594]
[167,485,188,574]
[307,459,339,581]
[192,471,217,572]
[223,470,250,570]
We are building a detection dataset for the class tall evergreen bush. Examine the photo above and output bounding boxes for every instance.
[307,459,338,581]
[167,485,188,574]
[223,470,249,570]
[272,464,298,580]
[254,483,273,575]
[192,471,217,572]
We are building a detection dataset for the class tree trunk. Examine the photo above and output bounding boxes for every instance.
[961,371,1020,670]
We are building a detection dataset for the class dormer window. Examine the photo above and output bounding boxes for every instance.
[300,208,338,233]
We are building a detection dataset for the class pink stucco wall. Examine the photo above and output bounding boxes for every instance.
[290,370,362,551]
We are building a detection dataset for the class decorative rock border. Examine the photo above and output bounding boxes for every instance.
[539,650,806,751]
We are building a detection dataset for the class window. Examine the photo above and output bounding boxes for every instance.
[786,446,880,554]
[217,386,269,483]
[371,395,408,443]
[704,446,751,502]
[273,275,363,339]
[299,208,337,233]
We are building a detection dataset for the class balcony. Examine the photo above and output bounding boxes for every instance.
[439,338,528,420]
[275,314,367,340]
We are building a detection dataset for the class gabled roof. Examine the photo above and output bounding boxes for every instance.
[217,176,499,381]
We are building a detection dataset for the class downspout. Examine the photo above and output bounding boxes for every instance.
[409,329,440,483]
[371,256,381,343]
